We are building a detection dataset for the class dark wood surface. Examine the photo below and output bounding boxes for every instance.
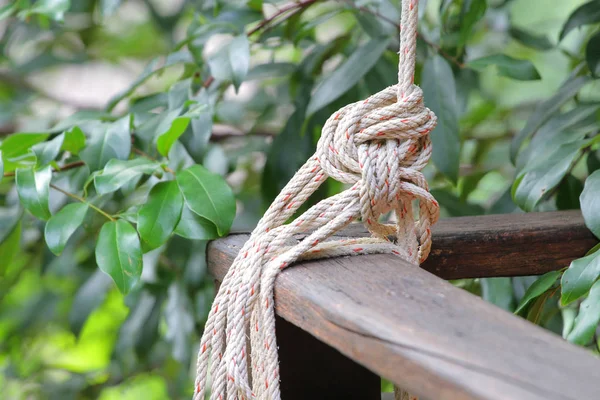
[209,211,600,400]
[422,210,597,279]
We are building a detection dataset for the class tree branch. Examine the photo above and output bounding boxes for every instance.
[247,0,318,36]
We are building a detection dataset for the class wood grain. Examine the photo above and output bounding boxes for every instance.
[422,210,597,279]
[209,211,600,400]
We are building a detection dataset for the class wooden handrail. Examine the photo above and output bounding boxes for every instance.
[208,211,600,400]
[422,210,597,279]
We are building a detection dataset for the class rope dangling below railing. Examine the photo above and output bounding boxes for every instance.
[193,0,439,399]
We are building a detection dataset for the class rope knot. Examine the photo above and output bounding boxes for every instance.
[316,84,436,183]
[316,84,438,250]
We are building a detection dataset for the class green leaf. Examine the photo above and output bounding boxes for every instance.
[459,171,488,201]
[208,35,250,92]
[80,118,131,171]
[459,0,487,48]
[0,133,48,171]
[4,151,37,172]
[156,84,210,157]
[174,205,219,240]
[355,12,388,38]
[586,30,600,77]
[559,0,600,40]
[62,126,86,154]
[586,242,600,257]
[513,140,585,211]
[156,110,192,157]
[514,270,562,314]
[509,27,554,50]
[0,207,23,244]
[176,165,236,236]
[0,221,21,276]
[32,133,64,167]
[100,0,121,16]
[51,110,114,132]
[133,293,163,356]
[422,55,461,183]
[489,188,519,215]
[589,150,600,174]
[15,166,52,220]
[306,37,391,116]
[566,279,600,345]
[430,189,484,216]
[246,62,297,80]
[510,75,590,163]
[96,220,143,294]
[19,0,70,21]
[167,79,191,110]
[165,281,194,363]
[44,203,88,255]
[0,150,3,181]
[137,181,184,251]
[115,290,161,356]
[525,290,551,324]
[247,0,262,11]
[556,174,583,210]
[516,104,600,173]
[179,90,214,163]
[467,54,541,81]
[94,158,160,195]
[69,270,112,336]
[229,36,250,91]
[562,307,577,338]
[561,248,600,306]
[0,4,15,20]
[581,170,600,239]
[0,207,23,277]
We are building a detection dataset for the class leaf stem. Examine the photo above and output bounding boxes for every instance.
[133,147,156,160]
[50,184,116,221]
[132,148,176,174]
[162,165,176,174]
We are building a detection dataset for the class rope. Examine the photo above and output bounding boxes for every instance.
[193,1,439,399]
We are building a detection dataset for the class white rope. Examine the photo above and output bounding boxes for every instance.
[193,1,439,399]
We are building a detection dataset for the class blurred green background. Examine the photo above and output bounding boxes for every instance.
[1,0,600,398]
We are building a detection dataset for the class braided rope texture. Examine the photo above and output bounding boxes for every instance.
[193,1,439,399]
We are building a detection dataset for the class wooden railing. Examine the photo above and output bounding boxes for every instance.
[207,211,600,400]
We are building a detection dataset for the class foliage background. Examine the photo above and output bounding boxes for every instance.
[1,0,600,398]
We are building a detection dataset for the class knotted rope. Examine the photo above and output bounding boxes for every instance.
[194,1,439,399]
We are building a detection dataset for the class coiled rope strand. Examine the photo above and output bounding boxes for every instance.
[194,0,439,399]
